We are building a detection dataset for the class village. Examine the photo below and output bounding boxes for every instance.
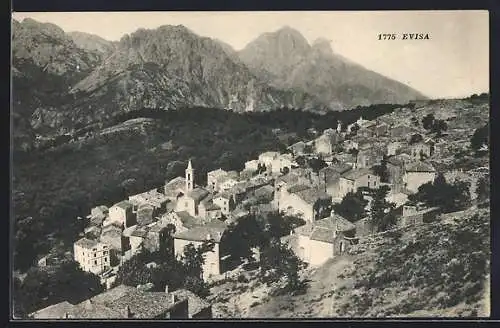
[28,102,489,319]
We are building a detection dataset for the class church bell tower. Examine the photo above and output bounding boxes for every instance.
[185,159,194,192]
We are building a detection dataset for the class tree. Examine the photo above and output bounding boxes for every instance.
[422,114,435,130]
[14,260,104,318]
[476,175,490,203]
[370,186,397,232]
[431,119,448,137]
[350,123,360,134]
[409,133,424,144]
[307,157,327,175]
[259,239,308,295]
[470,124,489,153]
[225,214,266,262]
[372,156,389,183]
[408,173,471,213]
[333,190,368,222]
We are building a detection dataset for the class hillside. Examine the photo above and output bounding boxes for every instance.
[208,206,490,318]
[239,26,427,110]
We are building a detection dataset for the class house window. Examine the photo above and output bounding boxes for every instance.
[104,251,108,255]
[94,260,97,265]
[105,258,108,262]
[94,253,97,257]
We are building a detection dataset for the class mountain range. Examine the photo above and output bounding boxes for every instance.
[11,18,426,147]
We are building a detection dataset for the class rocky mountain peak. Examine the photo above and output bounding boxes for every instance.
[311,38,334,57]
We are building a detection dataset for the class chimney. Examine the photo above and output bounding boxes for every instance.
[206,233,211,240]
[164,285,169,294]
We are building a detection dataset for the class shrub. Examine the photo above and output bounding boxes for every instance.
[237,274,249,283]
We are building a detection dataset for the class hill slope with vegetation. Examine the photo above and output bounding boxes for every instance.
[221,206,489,318]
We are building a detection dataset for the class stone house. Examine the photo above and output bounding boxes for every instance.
[176,187,211,218]
[373,122,389,137]
[386,154,412,192]
[206,168,228,192]
[258,151,280,167]
[173,220,229,281]
[163,176,186,202]
[99,223,126,266]
[86,205,109,227]
[288,141,306,157]
[143,222,169,253]
[244,159,260,172]
[390,124,420,140]
[74,238,111,275]
[386,141,403,156]
[356,144,386,169]
[283,214,356,266]
[271,153,294,174]
[403,161,437,193]
[276,184,331,223]
[128,189,169,215]
[338,168,380,199]
[410,140,435,160]
[398,203,441,227]
[109,201,136,228]
[318,163,353,201]
[213,192,234,216]
[353,217,376,237]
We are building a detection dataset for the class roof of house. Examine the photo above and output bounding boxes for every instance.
[310,227,336,243]
[175,211,201,229]
[173,219,227,243]
[164,177,186,197]
[293,186,331,205]
[287,184,310,193]
[295,214,355,243]
[207,168,227,177]
[254,184,274,196]
[187,188,210,202]
[30,301,76,319]
[320,163,352,177]
[66,285,187,319]
[122,225,137,237]
[74,238,100,249]
[259,151,280,159]
[341,168,373,181]
[406,161,436,173]
[204,202,221,211]
[316,214,356,232]
[387,154,412,166]
[101,223,123,235]
[171,289,211,318]
[214,191,232,200]
[130,227,148,238]
[148,223,165,233]
[112,200,133,210]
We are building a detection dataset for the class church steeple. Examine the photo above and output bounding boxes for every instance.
[185,159,194,192]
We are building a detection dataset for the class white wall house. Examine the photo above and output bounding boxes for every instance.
[74,238,111,275]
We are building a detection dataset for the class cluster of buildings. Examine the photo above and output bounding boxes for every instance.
[34,113,447,319]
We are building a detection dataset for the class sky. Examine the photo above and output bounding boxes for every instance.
[12,11,489,99]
